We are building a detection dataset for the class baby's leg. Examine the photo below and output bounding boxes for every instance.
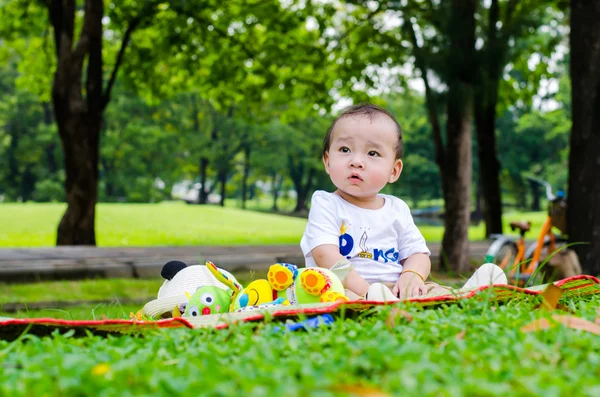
[344,289,363,301]
[344,283,399,302]
[461,263,507,290]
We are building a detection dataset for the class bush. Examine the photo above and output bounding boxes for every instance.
[33,179,65,202]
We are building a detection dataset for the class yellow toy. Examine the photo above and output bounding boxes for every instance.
[207,261,349,311]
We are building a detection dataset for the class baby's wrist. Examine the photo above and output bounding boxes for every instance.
[400,269,426,282]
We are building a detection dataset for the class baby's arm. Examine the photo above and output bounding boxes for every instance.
[311,244,371,297]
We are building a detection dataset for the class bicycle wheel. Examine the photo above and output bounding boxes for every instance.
[485,238,519,272]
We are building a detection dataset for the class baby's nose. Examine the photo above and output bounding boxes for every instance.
[350,155,365,168]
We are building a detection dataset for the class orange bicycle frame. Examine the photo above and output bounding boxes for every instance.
[499,216,555,278]
[522,216,555,275]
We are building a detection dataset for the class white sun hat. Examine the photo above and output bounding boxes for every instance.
[140,261,239,318]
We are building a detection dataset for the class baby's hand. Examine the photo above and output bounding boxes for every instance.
[392,272,427,299]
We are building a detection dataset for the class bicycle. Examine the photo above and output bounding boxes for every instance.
[485,177,572,285]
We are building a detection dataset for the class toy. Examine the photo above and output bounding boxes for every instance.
[140,260,241,319]
[183,286,232,317]
[206,260,350,312]
[272,314,334,333]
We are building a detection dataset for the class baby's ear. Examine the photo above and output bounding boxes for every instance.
[389,159,403,183]
[322,152,331,174]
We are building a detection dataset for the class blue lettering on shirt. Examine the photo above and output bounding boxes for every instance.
[373,248,400,263]
[339,234,354,256]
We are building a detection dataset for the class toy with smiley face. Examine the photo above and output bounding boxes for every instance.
[183,286,232,317]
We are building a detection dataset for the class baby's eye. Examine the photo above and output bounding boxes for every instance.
[339,147,350,153]
[368,151,380,157]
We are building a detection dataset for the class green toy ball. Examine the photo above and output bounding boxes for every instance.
[184,286,231,317]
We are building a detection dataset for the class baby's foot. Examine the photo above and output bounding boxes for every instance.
[268,264,295,291]
[461,263,508,290]
[365,283,400,302]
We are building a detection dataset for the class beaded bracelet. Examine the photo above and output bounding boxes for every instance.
[400,269,425,282]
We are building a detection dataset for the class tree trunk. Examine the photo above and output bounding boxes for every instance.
[241,143,251,209]
[473,0,504,238]
[529,180,541,211]
[101,157,115,199]
[191,94,211,205]
[50,0,104,245]
[56,113,101,245]
[198,157,209,204]
[473,177,483,223]
[218,169,227,207]
[474,104,503,236]
[440,0,476,273]
[271,172,280,212]
[568,0,600,275]
[20,165,37,202]
[42,102,58,175]
[440,83,474,273]
[6,120,19,199]
[288,155,313,213]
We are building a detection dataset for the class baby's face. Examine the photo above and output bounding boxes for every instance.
[324,115,402,205]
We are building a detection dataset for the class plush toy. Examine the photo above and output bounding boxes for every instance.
[181,262,243,317]
[206,260,349,312]
[140,260,241,319]
[183,286,232,317]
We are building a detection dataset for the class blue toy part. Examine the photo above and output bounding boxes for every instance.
[279,263,299,281]
[235,297,289,312]
[273,314,334,333]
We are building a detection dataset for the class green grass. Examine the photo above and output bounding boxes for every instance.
[0,202,550,248]
[0,273,271,319]
[0,202,308,247]
[1,303,142,320]
[1,291,599,395]
[0,279,162,303]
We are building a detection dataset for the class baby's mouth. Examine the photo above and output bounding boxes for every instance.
[349,174,363,181]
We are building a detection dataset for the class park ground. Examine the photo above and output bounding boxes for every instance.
[1,202,598,395]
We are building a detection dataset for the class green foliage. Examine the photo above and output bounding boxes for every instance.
[0,0,576,229]
[497,70,571,202]
[384,92,442,206]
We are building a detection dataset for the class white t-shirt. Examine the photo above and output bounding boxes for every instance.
[300,190,431,284]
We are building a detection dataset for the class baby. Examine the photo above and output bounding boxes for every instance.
[300,104,506,301]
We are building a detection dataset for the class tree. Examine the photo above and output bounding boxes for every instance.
[437,0,477,272]
[1,0,328,245]
[474,0,564,237]
[568,0,600,274]
[32,0,157,244]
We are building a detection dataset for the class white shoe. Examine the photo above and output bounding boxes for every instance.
[461,263,508,290]
[365,283,400,302]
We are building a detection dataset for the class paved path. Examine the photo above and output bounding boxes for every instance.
[0,242,492,282]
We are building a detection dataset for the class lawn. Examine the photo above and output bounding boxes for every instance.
[0,202,548,248]
[1,288,599,396]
